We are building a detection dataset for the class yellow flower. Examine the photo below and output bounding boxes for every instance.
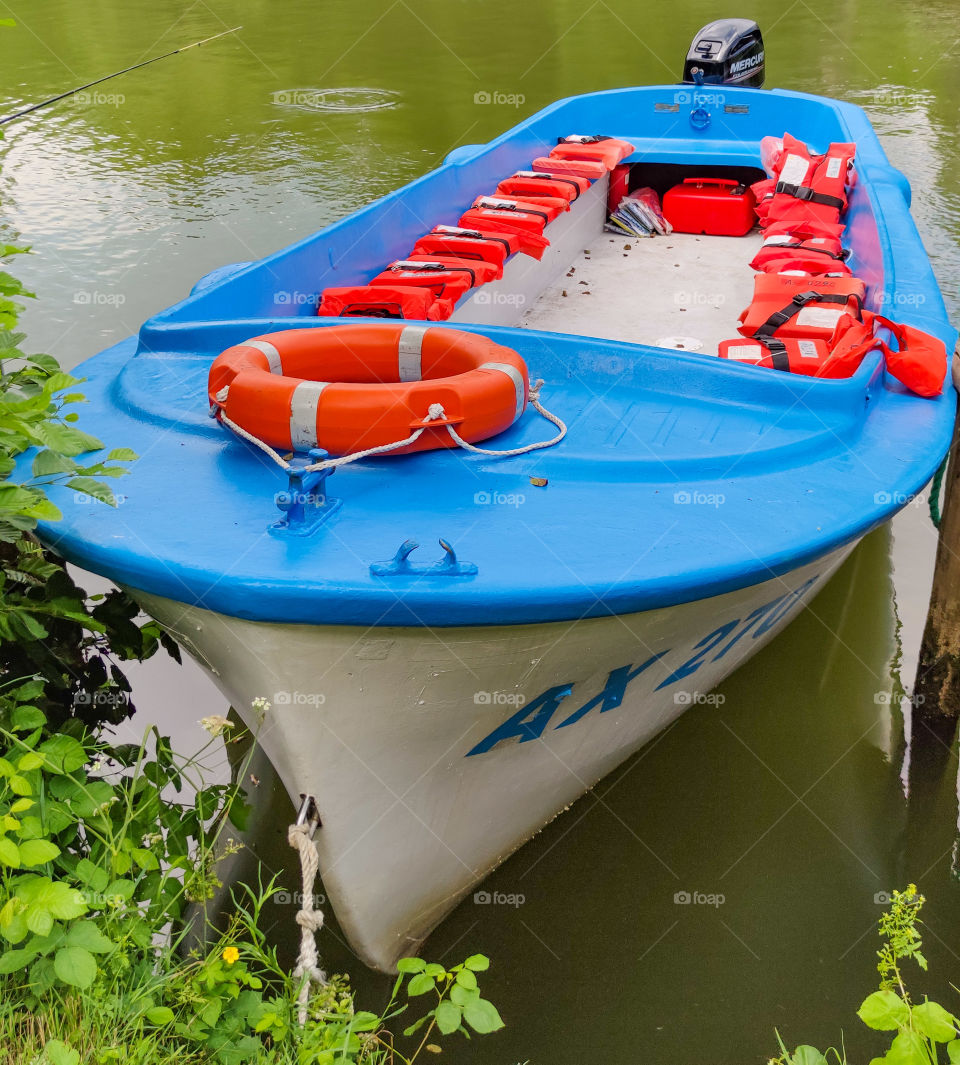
[222,946,239,965]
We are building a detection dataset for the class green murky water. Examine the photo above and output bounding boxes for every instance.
[3,2,960,1061]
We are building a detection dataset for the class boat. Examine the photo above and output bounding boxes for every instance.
[24,19,957,970]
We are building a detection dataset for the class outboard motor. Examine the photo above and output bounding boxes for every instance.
[682,18,765,88]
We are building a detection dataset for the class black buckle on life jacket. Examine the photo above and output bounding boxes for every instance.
[390,261,477,287]
[754,290,857,338]
[513,172,582,200]
[760,338,791,372]
[558,134,610,144]
[476,200,549,224]
[775,181,846,210]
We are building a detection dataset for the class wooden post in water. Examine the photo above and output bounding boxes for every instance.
[914,354,960,732]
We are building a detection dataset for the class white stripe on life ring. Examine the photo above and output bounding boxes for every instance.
[290,381,330,451]
[244,339,282,374]
[398,325,428,382]
[478,361,525,421]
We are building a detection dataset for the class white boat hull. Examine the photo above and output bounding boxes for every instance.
[133,541,854,970]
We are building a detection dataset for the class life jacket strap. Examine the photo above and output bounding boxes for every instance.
[766,241,849,261]
[753,291,856,338]
[774,181,845,210]
[390,261,477,286]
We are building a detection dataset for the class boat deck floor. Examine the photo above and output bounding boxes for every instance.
[519,231,764,353]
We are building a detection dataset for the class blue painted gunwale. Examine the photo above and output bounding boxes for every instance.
[25,84,957,627]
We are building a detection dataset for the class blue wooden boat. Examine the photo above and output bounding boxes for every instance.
[25,21,956,969]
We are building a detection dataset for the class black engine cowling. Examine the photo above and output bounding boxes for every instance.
[682,18,765,89]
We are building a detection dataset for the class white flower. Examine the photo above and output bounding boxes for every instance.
[199,714,233,737]
[251,697,271,721]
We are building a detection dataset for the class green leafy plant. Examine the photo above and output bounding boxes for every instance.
[771,886,960,1065]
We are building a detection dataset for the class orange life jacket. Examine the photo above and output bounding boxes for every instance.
[410,231,509,275]
[549,135,634,171]
[368,261,476,304]
[317,285,454,320]
[855,312,948,397]
[750,177,776,222]
[764,135,856,226]
[209,325,528,456]
[737,273,865,341]
[459,198,553,237]
[496,171,587,203]
[531,156,607,181]
[718,335,834,375]
[444,220,550,260]
[400,255,502,285]
[750,221,849,273]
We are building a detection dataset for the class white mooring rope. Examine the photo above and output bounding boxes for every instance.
[287,821,326,1024]
[213,379,566,473]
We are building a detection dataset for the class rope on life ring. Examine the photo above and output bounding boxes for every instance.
[213,378,566,474]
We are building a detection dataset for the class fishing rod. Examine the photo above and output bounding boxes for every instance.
[0,26,242,126]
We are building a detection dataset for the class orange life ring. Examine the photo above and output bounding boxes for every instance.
[208,324,529,456]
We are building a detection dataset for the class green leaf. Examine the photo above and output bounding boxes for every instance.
[0,837,20,867]
[0,947,36,973]
[947,1039,960,1064]
[34,421,104,458]
[43,1040,80,1065]
[31,449,78,478]
[351,1011,379,1032]
[858,989,911,1031]
[463,953,490,971]
[10,798,34,813]
[455,968,478,990]
[64,920,114,954]
[11,705,45,731]
[8,774,32,796]
[881,1029,931,1065]
[74,859,109,892]
[407,972,436,996]
[53,945,97,988]
[38,734,87,774]
[64,477,120,506]
[791,1048,828,1065]
[450,983,480,1007]
[16,751,44,771]
[146,1007,175,1025]
[435,1000,462,1035]
[131,847,159,871]
[107,448,138,462]
[396,957,426,973]
[912,1001,958,1042]
[18,839,60,867]
[461,997,504,1035]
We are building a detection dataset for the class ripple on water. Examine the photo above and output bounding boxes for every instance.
[271,87,399,114]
